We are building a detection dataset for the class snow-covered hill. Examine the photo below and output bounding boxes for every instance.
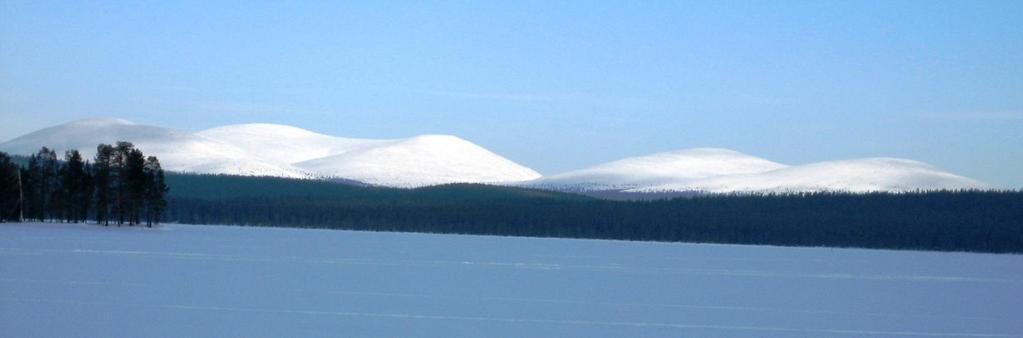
[523,148,787,191]
[631,157,988,193]
[528,149,987,193]
[0,118,310,177]
[294,135,542,187]
[195,123,386,165]
[0,118,540,187]
[1,118,989,191]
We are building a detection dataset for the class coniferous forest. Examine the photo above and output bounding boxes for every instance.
[3,149,1022,253]
[162,173,1022,253]
[0,143,168,226]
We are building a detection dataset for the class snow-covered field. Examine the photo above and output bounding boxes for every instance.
[2,223,1021,337]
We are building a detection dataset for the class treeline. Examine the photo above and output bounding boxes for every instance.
[0,142,168,226]
[5,160,1022,253]
[163,174,1023,253]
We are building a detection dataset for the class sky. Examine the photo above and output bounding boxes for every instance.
[1,1,1021,187]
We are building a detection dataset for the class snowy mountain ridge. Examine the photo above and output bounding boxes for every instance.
[627,157,987,193]
[0,118,990,192]
[522,150,988,193]
[524,148,788,191]
[0,118,541,187]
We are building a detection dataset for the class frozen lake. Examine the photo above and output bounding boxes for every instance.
[2,222,1021,337]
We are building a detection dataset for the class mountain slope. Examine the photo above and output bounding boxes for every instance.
[631,158,988,193]
[525,148,787,191]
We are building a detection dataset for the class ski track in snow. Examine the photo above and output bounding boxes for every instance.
[2,222,1021,337]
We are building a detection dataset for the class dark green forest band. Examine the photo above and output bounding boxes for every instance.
[3,151,1021,253]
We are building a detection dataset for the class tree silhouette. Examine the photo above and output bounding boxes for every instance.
[94,144,115,225]
[61,150,92,223]
[4,145,168,227]
[144,156,168,227]
[24,147,59,221]
[0,152,22,222]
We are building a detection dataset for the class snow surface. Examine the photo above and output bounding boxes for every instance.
[0,118,540,187]
[2,222,1021,337]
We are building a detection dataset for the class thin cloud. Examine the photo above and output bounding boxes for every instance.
[921,112,1023,121]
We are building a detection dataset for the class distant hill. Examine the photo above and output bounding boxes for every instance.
[3,118,991,193]
[0,118,541,187]
[522,148,786,191]
[523,149,987,194]
[632,157,987,193]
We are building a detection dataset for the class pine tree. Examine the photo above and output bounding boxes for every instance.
[0,144,162,227]
[0,152,23,222]
[62,150,92,223]
[54,159,68,222]
[143,156,168,227]
[125,148,146,225]
[77,161,94,224]
[113,141,133,225]
[20,165,35,221]
[94,144,115,225]
[26,147,60,222]
[40,148,60,222]
[24,153,40,221]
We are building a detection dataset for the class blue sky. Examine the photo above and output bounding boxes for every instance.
[2,1,1021,187]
